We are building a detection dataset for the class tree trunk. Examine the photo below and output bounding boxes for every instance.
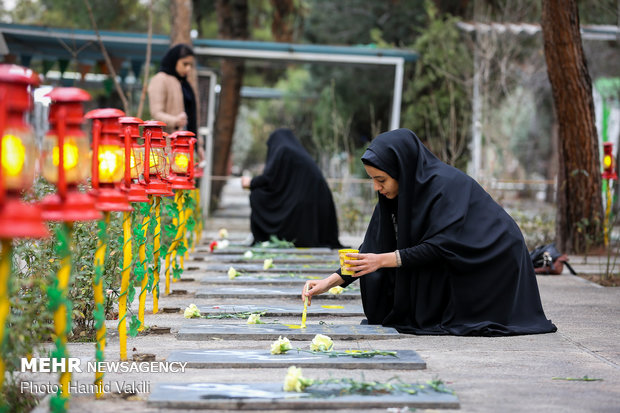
[541,0,603,253]
[211,0,248,211]
[270,0,296,42]
[171,0,193,45]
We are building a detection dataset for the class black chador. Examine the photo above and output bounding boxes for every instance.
[340,129,557,336]
[249,128,343,248]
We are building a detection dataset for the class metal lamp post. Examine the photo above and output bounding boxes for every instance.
[117,116,146,360]
[137,120,171,331]
[0,64,49,397]
[40,87,101,413]
[85,108,131,398]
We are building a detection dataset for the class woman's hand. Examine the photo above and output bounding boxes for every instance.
[241,176,252,189]
[345,252,397,277]
[301,273,343,305]
[175,112,188,128]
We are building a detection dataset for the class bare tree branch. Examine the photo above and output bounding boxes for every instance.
[83,0,129,113]
[137,0,154,119]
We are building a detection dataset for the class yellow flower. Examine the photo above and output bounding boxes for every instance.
[228,266,241,280]
[247,313,262,324]
[270,336,292,355]
[310,334,333,352]
[183,303,201,319]
[218,228,228,239]
[263,258,274,270]
[283,366,312,392]
[328,286,344,295]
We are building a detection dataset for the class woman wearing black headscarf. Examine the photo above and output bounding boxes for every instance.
[148,43,198,135]
[241,128,343,248]
[303,129,556,336]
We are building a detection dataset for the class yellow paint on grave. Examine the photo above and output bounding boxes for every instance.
[321,305,344,309]
[284,324,303,329]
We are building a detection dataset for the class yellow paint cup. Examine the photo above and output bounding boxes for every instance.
[338,249,359,275]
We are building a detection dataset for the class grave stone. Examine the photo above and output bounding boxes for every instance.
[196,263,337,273]
[198,303,365,317]
[191,254,338,264]
[166,349,426,370]
[198,247,334,255]
[194,286,359,300]
[176,323,400,341]
[147,382,459,410]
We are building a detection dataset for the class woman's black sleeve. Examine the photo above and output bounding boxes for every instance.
[336,268,358,288]
[399,242,441,267]
[249,175,269,190]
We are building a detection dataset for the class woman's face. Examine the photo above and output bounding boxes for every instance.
[364,164,399,199]
[175,55,194,78]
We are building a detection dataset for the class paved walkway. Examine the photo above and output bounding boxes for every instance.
[29,179,620,412]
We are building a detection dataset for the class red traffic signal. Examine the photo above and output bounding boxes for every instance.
[602,142,617,180]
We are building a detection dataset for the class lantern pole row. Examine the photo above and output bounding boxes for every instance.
[0,64,202,412]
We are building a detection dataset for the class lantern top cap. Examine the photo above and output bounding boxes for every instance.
[119,116,143,125]
[0,64,40,86]
[170,130,196,138]
[85,108,125,119]
[603,142,613,148]
[143,120,166,127]
[46,87,91,103]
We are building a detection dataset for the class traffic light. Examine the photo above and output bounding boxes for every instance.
[602,142,617,180]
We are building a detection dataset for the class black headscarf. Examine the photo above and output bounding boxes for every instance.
[342,128,556,336]
[249,128,343,248]
[159,43,197,134]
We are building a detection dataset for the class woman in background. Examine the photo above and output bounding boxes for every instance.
[242,128,343,248]
[148,43,198,136]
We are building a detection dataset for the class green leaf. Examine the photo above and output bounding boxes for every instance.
[128,316,141,337]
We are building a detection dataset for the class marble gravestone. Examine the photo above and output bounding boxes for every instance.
[194,286,359,300]
[190,262,337,273]
[176,323,401,341]
[166,349,426,370]
[147,382,459,410]
[198,303,365,317]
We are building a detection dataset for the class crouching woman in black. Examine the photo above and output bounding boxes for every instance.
[302,128,556,336]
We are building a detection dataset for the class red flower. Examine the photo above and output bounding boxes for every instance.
[209,240,218,252]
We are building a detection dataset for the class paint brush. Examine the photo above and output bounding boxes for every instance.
[301,284,309,328]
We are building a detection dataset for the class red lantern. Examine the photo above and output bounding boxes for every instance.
[119,116,149,203]
[0,64,49,238]
[602,142,617,181]
[85,108,132,212]
[142,120,173,196]
[168,130,197,190]
[40,87,102,222]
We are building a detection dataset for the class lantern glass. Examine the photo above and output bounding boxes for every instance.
[98,144,125,183]
[41,134,90,184]
[170,150,190,174]
[1,127,37,190]
[130,147,144,179]
[148,147,168,176]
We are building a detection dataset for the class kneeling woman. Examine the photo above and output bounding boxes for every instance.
[303,129,556,336]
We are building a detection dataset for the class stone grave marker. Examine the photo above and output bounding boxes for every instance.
[194,286,359,300]
[193,263,337,273]
[147,382,459,410]
[191,254,338,264]
[166,349,426,370]
[188,271,325,285]
[198,303,365,317]
[176,323,400,341]
[198,247,334,255]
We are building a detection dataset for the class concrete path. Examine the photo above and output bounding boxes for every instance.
[28,178,620,412]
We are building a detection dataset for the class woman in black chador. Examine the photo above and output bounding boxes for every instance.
[303,128,556,336]
[241,128,343,248]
